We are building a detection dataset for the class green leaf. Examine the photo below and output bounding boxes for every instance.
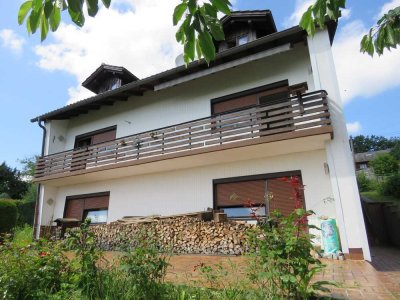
[18,1,33,25]
[299,7,315,37]
[173,3,187,26]
[86,0,99,17]
[49,5,61,32]
[198,30,215,64]
[41,14,49,41]
[183,26,195,65]
[204,3,217,18]
[67,0,85,27]
[210,0,231,15]
[32,0,42,12]
[208,21,225,41]
[44,1,53,18]
[101,0,111,8]
[29,9,42,34]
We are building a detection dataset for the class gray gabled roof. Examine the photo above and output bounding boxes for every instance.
[31,20,337,123]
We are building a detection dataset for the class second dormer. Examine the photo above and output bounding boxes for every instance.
[216,10,277,52]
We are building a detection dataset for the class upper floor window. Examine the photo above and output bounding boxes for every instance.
[237,34,249,46]
[74,126,117,149]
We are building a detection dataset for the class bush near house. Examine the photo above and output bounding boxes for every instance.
[16,201,35,226]
[0,200,18,234]
[370,153,399,177]
[380,173,400,199]
[356,172,375,192]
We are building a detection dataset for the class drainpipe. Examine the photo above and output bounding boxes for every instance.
[33,118,46,239]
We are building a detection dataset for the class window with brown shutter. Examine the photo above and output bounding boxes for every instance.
[64,192,110,224]
[214,171,304,219]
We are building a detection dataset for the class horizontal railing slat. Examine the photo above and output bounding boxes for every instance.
[35,90,331,178]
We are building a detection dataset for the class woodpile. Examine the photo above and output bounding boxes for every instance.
[90,212,254,255]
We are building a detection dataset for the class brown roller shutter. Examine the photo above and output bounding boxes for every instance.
[267,178,304,216]
[84,195,109,210]
[216,180,266,207]
[64,193,110,221]
[91,129,116,145]
[64,199,85,220]
[212,94,258,114]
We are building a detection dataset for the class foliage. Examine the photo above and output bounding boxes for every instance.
[370,153,399,177]
[299,0,345,36]
[360,6,400,56]
[12,224,33,248]
[356,172,375,192]
[65,218,102,299]
[173,0,231,64]
[18,0,400,66]
[246,209,332,298]
[352,135,400,153]
[19,155,39,179]
[0,193,10,199]
[380,173,400,199]
[16,200,36,226]
[22,183,39,203]
[0,162,29,199]
[0,200,18,234]
[390,142,400,160]
[0,232,71,300]
[361,190,400,203]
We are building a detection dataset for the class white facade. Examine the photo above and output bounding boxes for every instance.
[36,30,370,260]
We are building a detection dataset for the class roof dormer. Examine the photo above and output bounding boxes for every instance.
[82,64,138,94]
[216,10,277,52]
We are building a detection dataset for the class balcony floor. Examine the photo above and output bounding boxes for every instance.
[39,128,332,187]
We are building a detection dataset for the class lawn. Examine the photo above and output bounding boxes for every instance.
[361,191,400,203]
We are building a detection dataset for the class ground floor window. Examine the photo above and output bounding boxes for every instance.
[64,192,110,224]
[213,171,304,220]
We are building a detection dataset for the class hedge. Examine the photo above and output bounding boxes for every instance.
[0,200,18,234]
[16,201,35,226]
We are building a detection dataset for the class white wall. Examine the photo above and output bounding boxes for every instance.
[43,149,334,227]
[307,30,371,260]
[45,43,314,154]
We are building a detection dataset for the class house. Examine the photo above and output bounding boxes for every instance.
[354,149,391,176]
[31,10,370,260]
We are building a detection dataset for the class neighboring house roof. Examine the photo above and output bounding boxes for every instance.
[31,16,337,123]
[354,149,391,163]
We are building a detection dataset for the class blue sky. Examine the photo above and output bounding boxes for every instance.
[0,0,399,169]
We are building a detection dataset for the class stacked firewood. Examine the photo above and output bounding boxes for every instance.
[90,212,254,255]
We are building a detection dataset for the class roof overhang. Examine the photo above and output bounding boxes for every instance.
[31,21,337,123]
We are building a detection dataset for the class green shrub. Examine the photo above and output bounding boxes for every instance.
[0,200,17,234]
[356,172,374,192]
[246,209,333,298]
[370,153,399,176]
[390,142,400,161]
[0,235,72,299]
[381,173,400,199]
[0,193,10,199]
[16,200,35,226]
[22,183,38,203]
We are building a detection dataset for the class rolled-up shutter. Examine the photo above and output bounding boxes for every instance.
[91,129,116,145]
[64,199,85,220]
[216,180,266,207]
[84,195,109,210]
[64,193,110,221]
[212,95,258,114]
[268,178,304,216]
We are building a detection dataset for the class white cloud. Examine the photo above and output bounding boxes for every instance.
[0,29,25,54]
[35,0,182,104]
[333,20,400,103]
[346,121,362,135]
[283,0,314,28]
[377,0,400,19]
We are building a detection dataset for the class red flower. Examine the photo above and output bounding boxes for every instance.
[39,251,48,257]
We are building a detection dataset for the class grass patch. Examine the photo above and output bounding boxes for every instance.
[361,191,400,203]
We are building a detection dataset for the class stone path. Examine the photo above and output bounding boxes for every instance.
[165,247,400,299]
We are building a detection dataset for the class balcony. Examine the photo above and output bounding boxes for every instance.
[34,90,332,182]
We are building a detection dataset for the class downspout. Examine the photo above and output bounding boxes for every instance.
[33,118,46,239]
